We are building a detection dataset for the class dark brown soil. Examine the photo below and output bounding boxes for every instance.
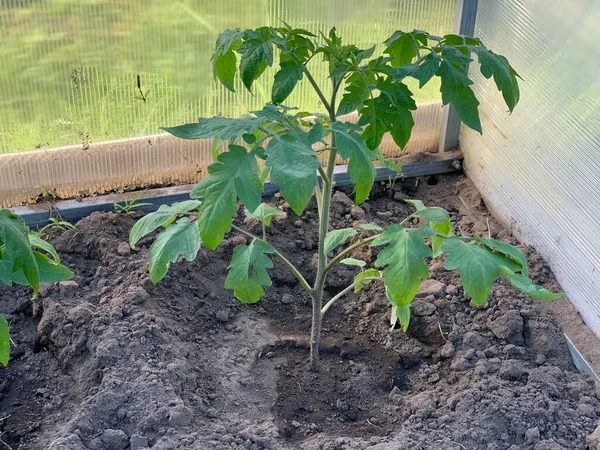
[1,173,599,450]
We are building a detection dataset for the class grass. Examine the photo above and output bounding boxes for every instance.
[0,0,454,153]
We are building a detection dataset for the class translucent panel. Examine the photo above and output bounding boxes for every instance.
[0,0,455,206]
[460,1,600,335]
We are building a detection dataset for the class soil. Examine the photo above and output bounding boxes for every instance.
[1,173,599,450]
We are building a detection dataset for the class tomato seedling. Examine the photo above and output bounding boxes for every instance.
[131,25,560,370]
[0,210,73,365]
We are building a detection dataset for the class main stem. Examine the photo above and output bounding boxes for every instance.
[310,131,337,370]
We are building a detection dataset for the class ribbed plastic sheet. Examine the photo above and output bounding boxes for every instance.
[0,0,455,206]
[460,0,600,336]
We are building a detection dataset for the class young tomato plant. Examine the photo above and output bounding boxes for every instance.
[0,210,73,365]
[130,25,561,370]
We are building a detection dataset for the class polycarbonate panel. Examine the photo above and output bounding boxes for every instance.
[460,1,600,335]
[0,0,455,206]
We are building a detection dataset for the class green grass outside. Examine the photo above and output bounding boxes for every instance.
[0,0,454,153]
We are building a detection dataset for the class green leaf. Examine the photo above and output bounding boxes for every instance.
[416,53,440,87]
[244,204,283,226]
[214,48,238,92]
[162,116,263,141]
[148,218,201,283]
[28,232,60,262]
[324,228,358,254]
[337,72,373,116]
[442,237,499,306]
[225,241,275,303]
[272,62,303,104]
[357,223,383,231]
[384,31,419,67]
[498,266,562,300]
[359,97,392,150]
[471,47,520,112]
[129,200,201,248]
[333,125,376,204]
[373,226,432,307]
[390,107,415,150]
[406,200,454,256]
[0,258,13,286]
[239,39,273,91]
[474,237,528,277]
[389,298,411,332]
[265,131,320,216]
[12,252,72,285]
[436,59,482,133]
[213,28,245,91]
[340,258,366,267]
[353,268,382,293]
[0,316,9,366]
[0,210,38,293]
[192,145,262,249]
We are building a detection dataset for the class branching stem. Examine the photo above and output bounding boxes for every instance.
[321,276,384,315]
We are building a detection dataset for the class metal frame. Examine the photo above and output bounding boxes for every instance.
[439,0,479,152]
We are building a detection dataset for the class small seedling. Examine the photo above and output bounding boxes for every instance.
[114,190,153,215]
[38,217,76,238]
[0,210,72,366]
[131,25,560,370]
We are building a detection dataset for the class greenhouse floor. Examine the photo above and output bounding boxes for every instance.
[1,174,599,450]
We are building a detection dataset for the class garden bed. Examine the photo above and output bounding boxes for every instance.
[1,173,599,450]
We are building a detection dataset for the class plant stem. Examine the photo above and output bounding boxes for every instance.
[231,224,314,296]
[324,235,379,273]
[321,276,383,314]
[303,69,333,116]
[310,135,338,370]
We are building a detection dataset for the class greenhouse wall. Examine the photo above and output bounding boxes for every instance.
[0,0,455,207]
[460,0,600,335]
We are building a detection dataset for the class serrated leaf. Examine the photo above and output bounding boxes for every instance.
[28,232,60,262]
[436,59,482,133]
[390,107,415,150]
[332,125,376,204]
[192,145,262,249]
[0,316,9,366]
[239,39,273,91]
[244,204,283,226]
[406,200,454,256]
[358,97,391,150]
[148,218,201,283]
[162,116,263,141]
[307,120,326,144]
[417,53,440,87]
[213,28,245,91]
[225,241,274,303]
[373,225,432,307]
[471,47,520,112]
[0,210,38,293]
[265,131,320,216]
[130,200,201,248]
[474,237,528,276]
[498,266,562,300]
[12,252,72,285]
[324,228,358,254]
[0,257,12,286]
[340,258,366,267]
[337,72,374,116]
[353,268,382,293]
[442,237,499,306]
[272,62,303,104]
[384,31,418,67]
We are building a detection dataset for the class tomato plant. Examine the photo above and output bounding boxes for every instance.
[0,210,72,366]
[131,26,561,370]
